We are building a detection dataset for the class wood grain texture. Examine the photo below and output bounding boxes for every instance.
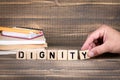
[0,0,120,80]
[0,54,120,80]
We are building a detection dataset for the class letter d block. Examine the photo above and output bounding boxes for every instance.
[68,50,78,60]
[16,51,26,60]
[79,50,90,60]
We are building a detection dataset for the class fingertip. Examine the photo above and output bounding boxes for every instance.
[88,50,94,57]
[89,44,107,57]
[81,46,88,51]
[81,46,85,50]
[81,42,90,50]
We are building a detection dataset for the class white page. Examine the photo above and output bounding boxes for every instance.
[0,33,46,45]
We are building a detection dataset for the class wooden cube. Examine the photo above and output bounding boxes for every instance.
[68,50,78,60]
[58,50,67,60]
[79,50,90,60]
[47,50,57,60]
[26,50,37,60]
[37,50,46,60]
[16,50,26,60]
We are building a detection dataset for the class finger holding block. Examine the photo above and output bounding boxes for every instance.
[58,50,67,60]
[68,50,78,60]
[47,50,57,60]
[79,50,90,60]
[16,51,27,60]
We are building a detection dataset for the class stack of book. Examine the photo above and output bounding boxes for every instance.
[0,26,47,52]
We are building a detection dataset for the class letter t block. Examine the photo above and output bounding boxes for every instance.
[68,50,78,60]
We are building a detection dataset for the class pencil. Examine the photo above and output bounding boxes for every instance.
[0,26,40,34]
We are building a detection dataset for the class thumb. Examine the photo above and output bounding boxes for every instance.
[88,44,108,57]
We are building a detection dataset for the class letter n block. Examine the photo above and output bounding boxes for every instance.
[79,50,90,60]
[58,50,67,60]
[68,50,78,60]
[47,50,57,60]
[16,51,26,60]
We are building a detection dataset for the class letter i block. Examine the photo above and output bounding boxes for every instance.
[37,50,46,60]
[26,50,37,60]
[16,51,27,60]
[47,50,57,60]
[68,50,78,60]
[58,50,67,60]
[79,50,90,60]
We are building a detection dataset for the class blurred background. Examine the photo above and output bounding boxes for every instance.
[0,0,120,49]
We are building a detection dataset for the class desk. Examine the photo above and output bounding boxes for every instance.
[0,53,120,80]
[0,0,120,80]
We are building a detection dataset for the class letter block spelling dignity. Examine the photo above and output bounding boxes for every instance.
[37,50,46,60]
[16,50,90,60]
[16,51,26,60]
[79,50,90,60]
[58,50,68,60]
[26,50,37,60]
[68,50,78,60]
[47,50,57,60]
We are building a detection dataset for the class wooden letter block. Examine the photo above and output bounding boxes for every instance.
[26,50,36,60]
[47,50,57,60]
[58,50,67,60]
[79,50,90,60]
[16,51,26,60]
[37,50,46,60]
[68,50,78,60]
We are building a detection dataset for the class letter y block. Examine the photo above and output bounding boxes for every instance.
[79,50,90,60]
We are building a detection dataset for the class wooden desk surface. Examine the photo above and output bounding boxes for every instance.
[0,0,120,80]
[0,53,120,80]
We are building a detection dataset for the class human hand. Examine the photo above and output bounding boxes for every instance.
[81,25,120,57]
